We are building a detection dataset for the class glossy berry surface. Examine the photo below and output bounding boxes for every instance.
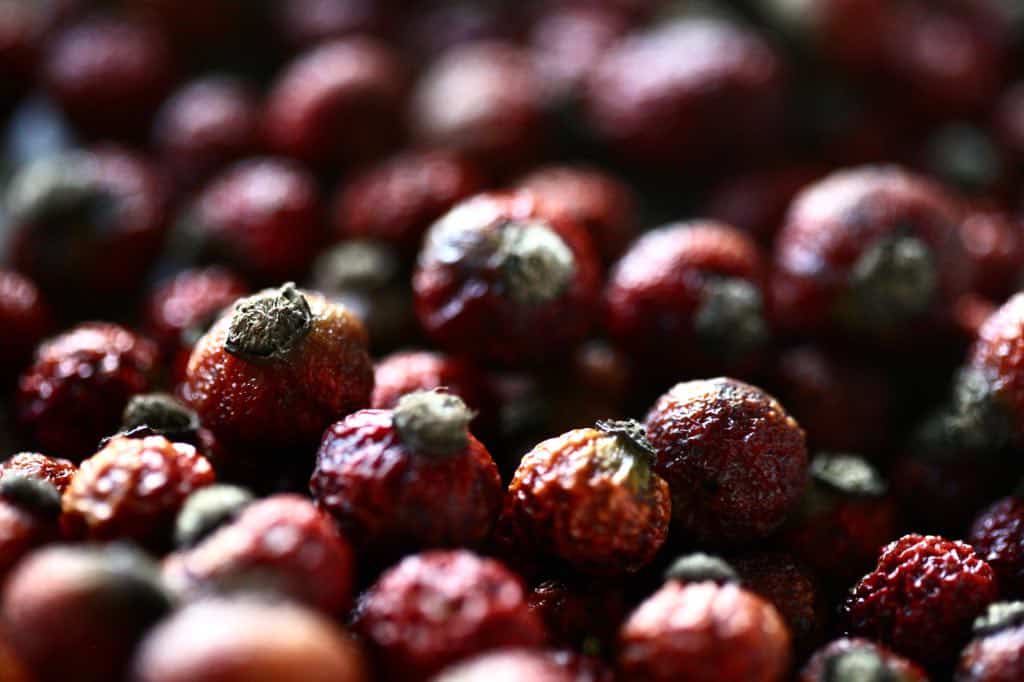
[967,293,1024,443]
[799,637,928,682]
[431,649,578,682]
[956,601,1024,682]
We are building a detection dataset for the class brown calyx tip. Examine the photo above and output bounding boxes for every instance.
[224,282,312,362]
[842,233,938,329]
[973,601,1024,638]
[810,453,887,497]
[596,419,655,464]
[694,277,769,358]
[497,220,576,304]
[121,393,200,441]
[0,473,62,518]
[393,390,476,457]
[664,553,739,585]
[822,648,890,682]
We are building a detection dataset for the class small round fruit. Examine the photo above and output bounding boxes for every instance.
[957,601,1024,682]
[0,270,52,383]
[970,493,1024,598]
[0,452,75,493]
[371,350,491,421]
[799,638,928,682]
[0,473,61,581]
[527,578,628,656]
[431,649,576,682]
[965,293,1024,445]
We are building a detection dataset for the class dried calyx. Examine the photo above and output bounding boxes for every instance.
[0,473,62,518]
[694,278,769,359]
[822,648,893,682]
[842,232,937,330]
[664,553,739,585]
[810,453,887,496]
[121,393,201,443]
[973,601,1024,637]
[225,282,312,362]
[595,419,656,492]
[497,220,576,304]
[174,484,255,548]
[394,390,475,457]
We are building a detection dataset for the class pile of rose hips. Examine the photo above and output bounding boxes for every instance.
[4,1,1024,681]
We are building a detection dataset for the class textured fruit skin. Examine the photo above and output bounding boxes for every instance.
[799,638,928,682]
[706,165,823,245]
[16,323,160,461]
[411,42,545,172]
[0,452,76,493]
[372,350,491,415]
[62,435,214,546]
[265,38,406,167]
[517,165,638,265]
[42,16,176,139]
[527,578,628,654]
[311,407,502,556]
[190,158,323,282]
[354,550,547,681]
[495,427,670,576]
[957,624,1024,682]
[414,192,601,366]
[152,76,263,189]
[334,149,485,252]
[0,270,53,383]
[644,378,808,544]
[618,581,790,682]
[182,289,372,462]
[131,598,369,682]
[0,497,59,582]
[970,496,1024,598]
[841,534,998,664]
[431,649,576,682]
[968,293,1024,441]
[163,494,354,615]
[585,18,785,167]
[772,165,970,342]
[605,222,768,374]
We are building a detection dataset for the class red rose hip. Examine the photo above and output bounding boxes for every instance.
[0,270,53,383]
[957,601,1024,682]
[799,638,928,682]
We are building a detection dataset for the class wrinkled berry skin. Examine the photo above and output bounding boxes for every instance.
[527,578,628,655]
[131,598,369,682]
[371,350,493,429]
[355,550,547,681]
[188,158,323,282]
[152,77,263,189]
[772,165,970,345]
[43,16,177,140]
[605,222,769,376]
[411,42,546,173]
[799,638,928,682]
[414,192,601,366]
[517,165,638,265]
[333,149,485,253]
[585,18,785,168]
[62,435,214,547]
[163,495,355,615]
[431,649,580,682]
[706,165,823,245]
[970,496,1024,598]
[16,323,160,461]
[183,288,372,463]
[143,267,249,382]
[311,407,501,557]
[0,452,76,493]
[956,615,1024,682]
[618,580,790,682]
[967,293,1024,442]
[0,270,53,383]
[266,38,406,168]
[644,378,808,544]
[7,147,170,304]
[842,534,999,664]
[496,426,670,576]
[1,544,172,682]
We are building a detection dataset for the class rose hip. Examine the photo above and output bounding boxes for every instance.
[431,649,583,682]
[371,350,493,429]
[970,493,1024,598]
[0,474,61,582]
[0,270,53,383]
[799,638,928,682]
[957,601,1024,682]
[0,452,75,493]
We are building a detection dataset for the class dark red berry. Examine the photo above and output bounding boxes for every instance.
[841,533,999,664]
[495,420,670,576]
[311,391,502,558]
[274,0,389,50]
[333,149,485,253]
[957,601,1024,682]
[960,207,1024,301]
[16,323,160,461]
[265,38,406,168]
[799,637,928,682]
[965,293,1024,445]
[414,191,601,366]
[0,270,53,383]
[644,377,808,544]
[527,578,628,655]
[431,649,578,682]
[0,452,76,493]
[0,474,61,582]
[131,598,369,682]
[354,550,547,681]
[705,165,824,245]
[970,494,1024,598]
[372,350,492,428]
[163,494,355,615]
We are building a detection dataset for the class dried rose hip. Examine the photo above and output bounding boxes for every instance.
[772,165,970,345]
[842,533,999,664]
[0,474,61,581]
[414,192,601,366]
[182,283,372,466]
[517,165,638,265]
[1,544,172,682]
[957,601,1024,682]
[528,578,628,655]
[644,377,808,544]
[0,452,76,493]
[5,147,170,304]
[970,492,1024,598]
[311,391,501,557]
[799,638,928,682]
[333,149,485,253]
[42,15,177,140]
[265,38,406,168]
[152,76,263,189]
[496,420,670,576]
[781,453,899,586]
[411,42,546,173]
[186,159,323,282]
[16,322,160,461]
[354,550,547,681]
[605,222,770,375]
[61,435,214,546]
[705,165,823,245]
[0,270,53,383]
[163,494,354,615]
[585,17,785,168]
[131,598,369,682]
[431,649,579,682]
[618,557,791,682]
